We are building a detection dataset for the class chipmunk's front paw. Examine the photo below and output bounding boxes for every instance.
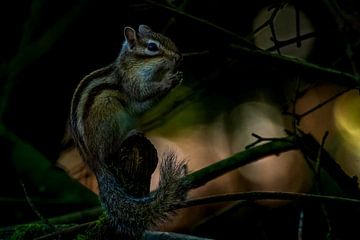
[159,71,183,93]
[170,71,183,86]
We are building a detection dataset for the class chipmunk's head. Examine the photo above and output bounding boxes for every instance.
[118,25,182,82]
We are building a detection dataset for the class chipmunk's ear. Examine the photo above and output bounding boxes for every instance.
[138,25,152,35]
[124,26,137,49]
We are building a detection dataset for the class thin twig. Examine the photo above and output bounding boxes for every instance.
[245,133,293,149]
[0,197,57,204]
[144,231,214,240]
[0,207,102,238]
[182,50,210,57]
[20,181,53,229]
[251,19,269,38]
[174,191,360,209]
[33,221,95,240]
[268,6,282,55]
[25,189,360,239]
[297,87,352,120]
[298,131,360,196]
[283,87,352,122]
[297,210,304,240]
[144,0,257,49]
[281,81,321,115]
[228,44,359,88]
[315,131,329,177]
[37,207,102,225]
[269,2,293,54]
[314,131,333,239]
[266,2,288,54]
[266,32,316,52]
[32,223,214,240]
[269,24,281,55]
[251,2,287,37]
[296,81,321,99]
[321,0,360,85]
[321,204,333,239]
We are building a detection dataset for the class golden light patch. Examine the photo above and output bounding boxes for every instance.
[334,90,360,156]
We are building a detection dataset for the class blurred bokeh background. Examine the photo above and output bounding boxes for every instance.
[1,0,359,239]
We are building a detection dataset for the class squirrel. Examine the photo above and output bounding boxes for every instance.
[69,25,189,239]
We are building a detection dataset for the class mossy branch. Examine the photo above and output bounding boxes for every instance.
[4,132,359,239]
[182,136,296,189]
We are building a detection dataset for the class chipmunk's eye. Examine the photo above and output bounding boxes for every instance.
[147,42,159,52]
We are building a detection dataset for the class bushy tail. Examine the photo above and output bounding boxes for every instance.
[96,152,189,239]
[149,152,188,223]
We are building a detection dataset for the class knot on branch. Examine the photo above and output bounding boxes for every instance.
[109,131,158,197]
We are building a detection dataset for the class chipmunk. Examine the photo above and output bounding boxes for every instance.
[69,25,188,239]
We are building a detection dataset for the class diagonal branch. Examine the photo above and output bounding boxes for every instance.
[228,44,359,88]
[283,87,352,123]
[267,3,287,55]
[144,0,257,49]
[266,32,316,51]
[182,135,297,188]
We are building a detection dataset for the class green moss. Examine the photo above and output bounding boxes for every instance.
[75,234,88,240]
[11,223,52,240]
[75,214,109,240]
[10,214,109,240]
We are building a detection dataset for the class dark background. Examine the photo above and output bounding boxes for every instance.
[0,0,359,239]
[0,0,348,162]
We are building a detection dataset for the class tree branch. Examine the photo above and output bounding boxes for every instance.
[245,133,292,149]
[182,135,297,189]
[38,207,102,225]
[144,0,256,49]
[266,32,316,52]
[144,231,214,240]
[228,44,359,88]
[175,191,360,209]
[283,87,352,123]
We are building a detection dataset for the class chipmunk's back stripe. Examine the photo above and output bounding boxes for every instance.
[70,65,114,153]
[71,65,114,121]
[82,83,126,121]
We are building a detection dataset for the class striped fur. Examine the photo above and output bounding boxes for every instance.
[69,25,182,166]
[69,26,188,238]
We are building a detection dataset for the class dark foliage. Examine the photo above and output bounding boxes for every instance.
[0,0,359,239]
